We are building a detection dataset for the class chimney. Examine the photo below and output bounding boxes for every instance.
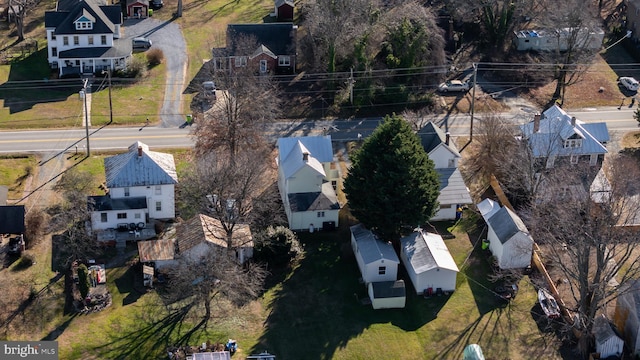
[445,132,450,146]
[138,146,143,157]
[533,113,541,133]
[571,116,576,127]
[302,152,309,162]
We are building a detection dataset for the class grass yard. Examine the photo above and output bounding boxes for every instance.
[0,155,38,200]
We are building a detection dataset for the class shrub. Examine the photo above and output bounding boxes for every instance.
[77,264,90,299]
[124,57,148,78]
[254,226,303,267]
[25,209,48,249]
[146,48,164,66]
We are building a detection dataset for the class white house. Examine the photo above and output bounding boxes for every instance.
[593,315,624,359]
[513,27,604,51]
[277,136,341,231]
[350,224,399,284]
[418,122,472,221]
[400,229,459,295]
[176,214,254,265]
[44,0,130,76]
[477,198,533,269]
[520,105,609,169]
[90,141,178,231]
[615,279,640,357]
[367,280,406,310]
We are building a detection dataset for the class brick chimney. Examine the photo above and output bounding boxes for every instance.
[302,152,309,162]
[445,132,450,146]
[138,146,143,157]
[533,113,541,133]
[571,116,576,127]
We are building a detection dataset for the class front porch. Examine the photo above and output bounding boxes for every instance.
[96,225,157,249]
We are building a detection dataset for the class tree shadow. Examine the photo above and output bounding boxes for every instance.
[41,313,78,341]
[250,228,438,359]
[114,265,144,306]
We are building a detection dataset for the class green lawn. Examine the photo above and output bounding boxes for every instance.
[0,155,38,200]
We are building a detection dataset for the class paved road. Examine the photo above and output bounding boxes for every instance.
[123,18,187,128]
[0,106,637,153]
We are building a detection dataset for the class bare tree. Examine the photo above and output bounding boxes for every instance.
[192,61,282,162]
[9,0,39,42]
[524,156,640,355]
[165,246,266,327]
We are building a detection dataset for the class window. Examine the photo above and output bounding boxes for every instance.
[52,47,57,57]
[563,139,583,148]
[260,60,267,73]
[448,158,456,167]
[331,180,337,191]
[278,55,290,66]
[317,211,325,217]
[590,154,598,166]
[124,187,130,197]
[135,213,141,219]
[88,36,93,45]
[101,35,107,45]
[156,201,162,211]
[51,34,56,41]
[570,154,579,164]
[100,213,108,222]
[63,36,69,46]
[378,266,386,275]
[73,36,79,45]
[234,56,247,67]
[155,185,161,195]
[117,213,127,219]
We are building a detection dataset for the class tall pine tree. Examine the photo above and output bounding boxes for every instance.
[344,114,440,243]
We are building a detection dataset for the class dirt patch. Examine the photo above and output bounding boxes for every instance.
[621,131,640,148]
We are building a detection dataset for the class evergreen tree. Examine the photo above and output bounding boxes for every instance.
[344,114,440,242]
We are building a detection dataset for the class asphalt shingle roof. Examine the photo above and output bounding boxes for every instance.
[418,122,460,156]
[400,230,459,274]
[227,23,296,56]
[288,182,339,212]
[176,213,253,254]
[350,223,399,265]
[486,206,530,244]
[437,168,472,206]
[370,280,405,299]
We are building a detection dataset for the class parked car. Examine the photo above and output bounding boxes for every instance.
[132,37,152,50]
[150,0,163,9]
[438,79,470,93]
[619,77,639,92]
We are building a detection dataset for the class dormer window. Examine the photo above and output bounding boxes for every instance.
[74,10,95,30]
[563,139,582,148]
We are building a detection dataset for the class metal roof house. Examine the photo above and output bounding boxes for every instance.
[90,142,178,231]
[513,27,604,51]
[400,229,459,295]
[477,198,533,269]
[418,122,472,221]
[350,224,399,284]
[276,136,341,231]
[44,0,129,76]
[520,105,609,169]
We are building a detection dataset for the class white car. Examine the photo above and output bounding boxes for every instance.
[619,77,639,92]
[438,80,470,93]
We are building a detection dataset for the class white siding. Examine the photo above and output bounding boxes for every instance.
[286,167,323,194]
[501,232,533,269]
[288,209,339,231]
[91,208,146,231]
[429,144,458,169]
[367,283,406,310]
[431,206,456,221]
[110,184,175,219]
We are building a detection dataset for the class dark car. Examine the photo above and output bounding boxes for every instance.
[495,284,519,302]
[7,236,24,255]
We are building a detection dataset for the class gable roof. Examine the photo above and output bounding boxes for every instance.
[437,168,472,206]
[227,23,296,56]
[0,205,25,234]
[275,0,294,7]
[593,315,622,346]
[177,214,253,254]
[250,44,277,59]
[477,198,501,219]
[288,182,340,212]
[138,238,175,262]
[418,122,460,157]
[45,0,121,35]
[400,229,459,273]
[486,206,531,244]
[279,139,326,180]
[520,105,608,157]
[350,223,399,265]
[278,136,333,163]
[104,142,178,188]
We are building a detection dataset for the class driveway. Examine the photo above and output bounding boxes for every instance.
[123,18,188,128]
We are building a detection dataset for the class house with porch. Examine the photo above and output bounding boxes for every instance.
[520,105,609,169]
[277,136,341,231]
[89,141,178,232]
[212,23,297,75]
[45,0,129,76]
[418,122,472,221]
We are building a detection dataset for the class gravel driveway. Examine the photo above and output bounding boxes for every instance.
[123,18,188,128]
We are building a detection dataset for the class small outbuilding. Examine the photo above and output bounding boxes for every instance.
[400,229,458,295]
[614,279,640,356]
[367,280,406,310]
[477,199,533,269]
[593,315,623,359]
[137,238,176,271]
[350,224,399,284]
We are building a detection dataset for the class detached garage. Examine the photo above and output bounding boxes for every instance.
[400,229,459,295]
[368,280,406,309]
[350,224,399,284]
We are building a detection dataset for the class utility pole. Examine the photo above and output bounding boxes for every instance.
[82,78,91,157]
[469,63,478,143]
[347,68,356,105]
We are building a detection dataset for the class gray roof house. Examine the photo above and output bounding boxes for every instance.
[477,198,533,269]
[520,105,609,168]
[44,0,129,76]
[418,122,472,221]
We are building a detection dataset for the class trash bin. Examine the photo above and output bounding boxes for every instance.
[186,114,193,124]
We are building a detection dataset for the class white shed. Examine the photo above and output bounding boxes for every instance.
[478,199,533,269]
[400,229,459,295]
[615,279,640,356]
[350,224,399,284]
[593,315,623,359]
[367,280,406,309]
